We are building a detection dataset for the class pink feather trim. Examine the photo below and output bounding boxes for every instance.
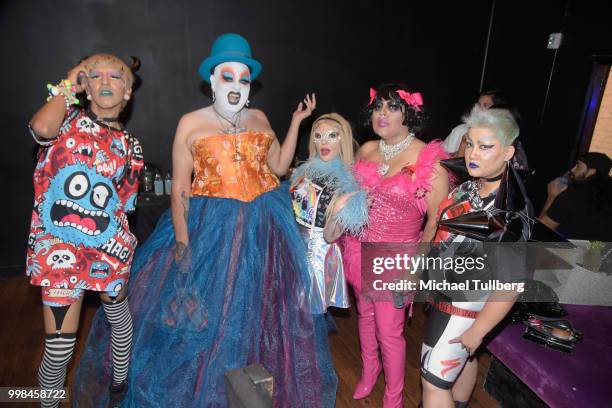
[354,140,449,197]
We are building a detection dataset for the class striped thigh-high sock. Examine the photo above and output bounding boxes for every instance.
[38,333,77,408]
[102,297,133,386]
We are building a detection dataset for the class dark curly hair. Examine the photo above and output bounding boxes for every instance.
[578,152,612,216]
[479,88,505,106]
[363,83,429,132]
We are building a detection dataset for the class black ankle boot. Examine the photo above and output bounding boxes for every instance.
[107,381,128,408]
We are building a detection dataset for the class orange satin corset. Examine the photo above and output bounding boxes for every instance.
[191,132,280,202]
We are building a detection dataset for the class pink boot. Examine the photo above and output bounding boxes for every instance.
[353,296,382,400]
[375,301,406,408]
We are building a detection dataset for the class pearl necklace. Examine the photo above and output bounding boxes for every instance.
[378,133,415,175]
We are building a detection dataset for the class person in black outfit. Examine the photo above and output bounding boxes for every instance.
[539,152,612,242]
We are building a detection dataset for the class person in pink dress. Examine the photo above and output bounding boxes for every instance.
[342,84,449,407]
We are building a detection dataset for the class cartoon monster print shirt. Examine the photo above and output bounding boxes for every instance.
[26,108,143,295]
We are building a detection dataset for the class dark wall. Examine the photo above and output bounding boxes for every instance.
[481,0,612,210]
[3,1,611,275]
[1,0,491,273]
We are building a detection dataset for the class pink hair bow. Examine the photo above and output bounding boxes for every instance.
[396,90,423,111]
[368,87,376,105]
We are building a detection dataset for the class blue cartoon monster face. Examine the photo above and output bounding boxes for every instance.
[40,162,119,247]
[89,261,111,279]
[110,138,127,158]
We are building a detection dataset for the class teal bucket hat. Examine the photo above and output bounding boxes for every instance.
[198,33,262,83]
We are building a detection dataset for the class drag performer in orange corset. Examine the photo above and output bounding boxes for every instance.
[73,34,334,407]
[27,54,143,408]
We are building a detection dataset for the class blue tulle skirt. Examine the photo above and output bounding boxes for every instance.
[72,186,335,407]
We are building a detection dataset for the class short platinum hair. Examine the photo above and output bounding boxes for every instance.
[463,105,519,146]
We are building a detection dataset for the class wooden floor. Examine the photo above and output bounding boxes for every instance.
[0,276,499,407]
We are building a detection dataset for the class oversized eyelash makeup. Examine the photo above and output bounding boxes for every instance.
[88,69,125,82]
[373,99,402,112]
[387,102,401,111]
[219,67,251,84]
[239,69,251,85]
[466,139,496,151]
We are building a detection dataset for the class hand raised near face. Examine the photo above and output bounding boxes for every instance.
[292,93,316,123]
[66,59,90,94]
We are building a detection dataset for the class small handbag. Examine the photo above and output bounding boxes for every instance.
[522,314,582,352]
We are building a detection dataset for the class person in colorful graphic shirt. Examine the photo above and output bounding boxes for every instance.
[26,53,143,407]
[290,108,370,311]
[289,107,369,407]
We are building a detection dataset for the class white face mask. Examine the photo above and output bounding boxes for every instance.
[210,61,251,114]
